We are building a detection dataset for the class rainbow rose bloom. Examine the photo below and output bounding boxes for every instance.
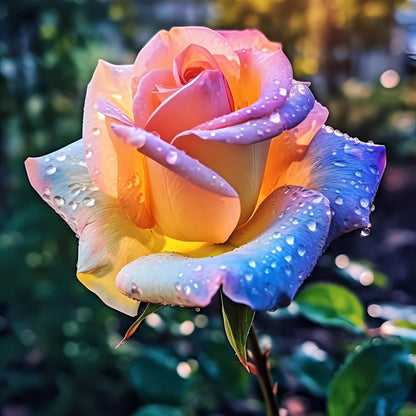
[25,27,386,316]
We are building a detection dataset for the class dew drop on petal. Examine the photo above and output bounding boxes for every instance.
[360,198,369,208]
[82,197,95,207]
[166,150,178,165]
[335,197,343,205]
[297,245,306,257]
[270,112,281,124]
[56,155,66,162]
[286,235,294,245]
[46,165,56,175]
[53,196,65,207]
[92,128,101,136]
[306,220,317,232]
[248,260,256,268]
[245,273,253,282]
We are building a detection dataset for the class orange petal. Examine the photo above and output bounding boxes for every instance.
[83,60,153,228]
[259,101,328,202]
[146,157,241,243]
[174,134,270,226]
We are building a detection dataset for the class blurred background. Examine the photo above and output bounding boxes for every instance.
[1,1,416,415]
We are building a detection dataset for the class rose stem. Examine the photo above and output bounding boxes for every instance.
[248,323,279,416]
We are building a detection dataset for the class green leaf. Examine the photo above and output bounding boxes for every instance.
[328,339,415,416]
[296,283,366,331]
[131,404,185,416]
[291,341,335,397]
[129,347,189,405]
[116,303,164,348]
[220,291,255,370]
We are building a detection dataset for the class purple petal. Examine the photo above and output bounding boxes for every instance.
[111,123,237,198]
[282,126,386,242]
[175,82,315,146]
[116,186,331,311]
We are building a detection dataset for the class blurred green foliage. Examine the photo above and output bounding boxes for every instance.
[1,1,415,415]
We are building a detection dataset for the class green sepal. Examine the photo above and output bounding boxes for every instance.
[220,290,255,371]
[116,302,164,348]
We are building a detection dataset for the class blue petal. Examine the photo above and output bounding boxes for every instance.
[116,186,332,310]
[283,126,386,242]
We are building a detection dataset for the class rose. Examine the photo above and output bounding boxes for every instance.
[25,27,385,316]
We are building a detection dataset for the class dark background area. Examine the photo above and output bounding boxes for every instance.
[1,1,416,415]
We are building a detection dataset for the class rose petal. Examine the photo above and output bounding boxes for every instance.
[25,139,147,316]
[111,123,241,243]
[131,26,241,96]
[196,48,293,130]
[278,126,386,242]
[83,60,134,197]
[145,69,233,142]
[83,61,153,228]
[173,137,270,226]
[116,186,331,310]
[132,68,177,128]
[175,81,316,145]
[217,29,281,53]
[260,100,329,200]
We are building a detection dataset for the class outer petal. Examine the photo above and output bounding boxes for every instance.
[175,81,316,145]
[278,127,386,242]
[111,124,241,243]
[24,140,154,316]
[83,60,153,228]
[116,186,332,311]
[260,101,329,200]
[196,48,293,130]
[145,69,233,142]
[131,26,241,95]
[217,29,281,53]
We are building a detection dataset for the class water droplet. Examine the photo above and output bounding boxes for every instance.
[248,260,256,268]
[284,255,292,263]
[297,246,306,256]
[273,231,281,239]
[86,151,92,159]
[43,187,51,196]
[56,155,66,162]
[193,265,202,272]
[279,88,287,96]
[257,129,264,135]
[92,128,100,136]
[53,196,64,207]
[82,197,95,207]
[166,150,178,164]
[371,204,376,212]
[270,112,281,123]
[325,125,334,134]
[360,198,369,208]
[245,273,253,281]
[111,93,123,100]
[284,264,292,276]
[360,227,371,237]
[306,220,317,232]
[68,201,77,210]
[335,197,343,205]
[334,162,346,167]
[46,165,56,175]
[97,111,105,120]
[286,235,294,245]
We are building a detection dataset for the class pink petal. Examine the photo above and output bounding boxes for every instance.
[217,29,281,52]
[132,68,177,128]
[145,69,233,142]
[131,26,240,96]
